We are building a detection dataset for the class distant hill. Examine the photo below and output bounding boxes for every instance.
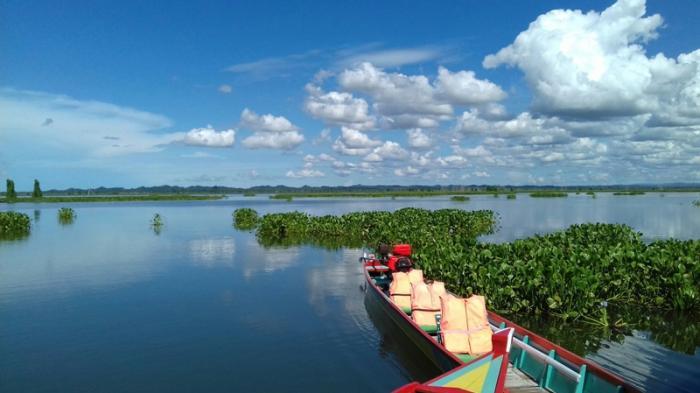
[16,183,698,196]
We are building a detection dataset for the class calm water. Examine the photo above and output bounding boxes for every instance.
[1,193,699,392]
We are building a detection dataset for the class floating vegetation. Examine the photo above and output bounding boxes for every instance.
[613,191,645,196]
[450,195,469,202]
[493,193,499,198]
[233,208,259,230]
[0,211,31,238]
[57,207,76,225]
[151,213,164,234]
[530,191,568,198]
[586,191,596,197]
[693,200,700,207]
[506,193,516,200]
[244,208,699,317]
[243,191,256,197]
[255,208,496,250]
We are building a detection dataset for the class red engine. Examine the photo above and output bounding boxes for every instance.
[392,244,412,257]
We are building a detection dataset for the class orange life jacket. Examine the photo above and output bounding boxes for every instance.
[389,270,424,312]
[411,281,447,329]
[439,294,493,356]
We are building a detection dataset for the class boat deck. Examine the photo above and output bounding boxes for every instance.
[505,363,545,392]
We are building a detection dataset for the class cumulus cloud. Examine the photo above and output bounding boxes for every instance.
[239,108,305,150]
[242,131,304,150]
[406,128,433,149]
[483,0,700,123]
[435,67,506,105]
[364,141,409,162]
[184,125,235,147]
[304,84,375,130]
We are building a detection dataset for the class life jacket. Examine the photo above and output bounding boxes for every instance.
[439,294,493,356]
[389,270,424,313]
[411,281,447,331]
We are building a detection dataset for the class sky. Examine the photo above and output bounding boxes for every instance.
[1,0,699,190]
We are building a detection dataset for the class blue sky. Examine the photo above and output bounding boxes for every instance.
[1,0,699,190]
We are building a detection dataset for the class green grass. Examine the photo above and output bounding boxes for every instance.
[613,191,646,196]
[0,211,31,238]
[530,191,568,198]
[0,194,224,203]
[450,195,469,202]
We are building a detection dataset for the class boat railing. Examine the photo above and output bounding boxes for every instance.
[488,321,593,391]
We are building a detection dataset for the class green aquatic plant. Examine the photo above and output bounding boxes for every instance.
[57,207,76,225]
[247,208,699,317]
[613,191,645,196]
[450,196,469,202]
[0,211,31,238]
[693,200,700,207]
[506,193,516,200]
[243,191,256,197]
[233,208,259,230]
[151,213,164,234]
[530,191,568,198]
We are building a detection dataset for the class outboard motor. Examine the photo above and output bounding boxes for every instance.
[387,243,414,272]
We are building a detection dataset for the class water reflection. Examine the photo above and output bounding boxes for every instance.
[188,237,236,267]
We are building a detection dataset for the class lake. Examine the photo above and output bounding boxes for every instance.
[1,193,699,392]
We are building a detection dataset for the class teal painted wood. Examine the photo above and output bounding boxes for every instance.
[575,365,587,393]
[541,349,556,388]
[517,335,530,368]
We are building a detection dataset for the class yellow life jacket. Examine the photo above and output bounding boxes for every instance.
[411,281,447,330]
[439,294,493,356]
[390,269,424,313]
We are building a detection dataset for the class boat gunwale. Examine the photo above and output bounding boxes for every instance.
[362,265,641,393]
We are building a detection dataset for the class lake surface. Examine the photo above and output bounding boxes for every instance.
[1,193,699,392]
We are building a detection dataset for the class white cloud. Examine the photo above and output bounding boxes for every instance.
[394,166,420,177]
[338,47,446,68]
[304,84,375,130]
[435,67,506,105]
[218,84,233,94]
[239,108,305,150]
[339,127,381,148]
[242,131,304,150]
[364,141,409,162]
[0,88,179,157]
[483,0,700,123]
[184,125,235,147]
[335,62,506,128]
[406,128,433,149]
[240,108,299,133]
[286,168,325,178]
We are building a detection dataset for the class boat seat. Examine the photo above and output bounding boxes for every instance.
[411,281,446,334]
[439,294,493,359]
[390,270,424,314]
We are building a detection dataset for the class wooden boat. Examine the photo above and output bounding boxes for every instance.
[360,249,642,393]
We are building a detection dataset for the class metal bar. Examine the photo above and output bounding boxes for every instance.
[512,336,581,382]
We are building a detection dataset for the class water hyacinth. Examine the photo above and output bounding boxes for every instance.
[233,208,259,230]
[0,211,31,238]
[530,191,568,198]
[242,208,699,317]
[58,207,76,225]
